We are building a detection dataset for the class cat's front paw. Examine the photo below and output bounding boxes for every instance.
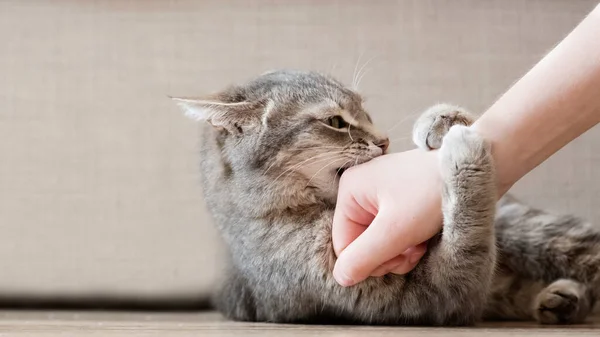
[412,104,475,150]
[438,125,491,182]
[534,279,591,324]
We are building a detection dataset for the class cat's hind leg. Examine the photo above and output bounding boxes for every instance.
[534,279,594,324]
[484,274,593,324]
[412,104,476,150]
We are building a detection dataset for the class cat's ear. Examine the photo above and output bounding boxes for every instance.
[170,96,265,132]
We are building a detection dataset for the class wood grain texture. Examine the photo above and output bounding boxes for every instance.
[0,311,599,337]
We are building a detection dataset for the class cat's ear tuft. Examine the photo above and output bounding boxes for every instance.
[170,96,265,132]
[170,96,216,121]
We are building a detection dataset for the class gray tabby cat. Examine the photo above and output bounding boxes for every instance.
[173,70,599,325]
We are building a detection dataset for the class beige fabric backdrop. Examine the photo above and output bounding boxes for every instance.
[0,0,598,299]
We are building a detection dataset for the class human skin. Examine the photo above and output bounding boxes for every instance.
[332,4,600,287]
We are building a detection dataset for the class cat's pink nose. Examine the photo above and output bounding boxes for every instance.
[378,138,390,153]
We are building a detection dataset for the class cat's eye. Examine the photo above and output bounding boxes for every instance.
[325,116,348,129]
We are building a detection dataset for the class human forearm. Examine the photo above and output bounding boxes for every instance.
[472,4,600,195]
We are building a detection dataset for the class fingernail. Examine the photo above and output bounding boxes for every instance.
[333,267,355,287]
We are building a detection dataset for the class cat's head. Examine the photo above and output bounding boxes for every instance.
[172,70,388,201]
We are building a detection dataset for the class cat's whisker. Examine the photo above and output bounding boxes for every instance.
[264,153,317,175]
[387,136,410,144]
[354,55,377,90]
[352,53,364,89]
[353,53,375,90]
[264,145,352,176]
[331,159,353,189]
[294,153,346,174]
[271,152,342,179]
[297,142,353,152]
[290,154,348,189]
[347,124,355,142]
[268,152,346,189]
[268,155,331,183]
[305,156,348,188]
[296,146,350,153]
[385,111,422,134]
[298,146,347,150]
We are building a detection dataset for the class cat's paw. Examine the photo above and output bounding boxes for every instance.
[412,104,476,150]
[438,125,491,181]
[534,279,591,324]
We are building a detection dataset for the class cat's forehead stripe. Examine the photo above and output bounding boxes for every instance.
[261,99,276,126]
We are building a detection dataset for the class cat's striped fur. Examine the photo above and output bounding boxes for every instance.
[174,70,598,325]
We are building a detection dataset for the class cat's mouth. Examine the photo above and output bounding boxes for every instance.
[334,153,382,178]
[334,160,362,178]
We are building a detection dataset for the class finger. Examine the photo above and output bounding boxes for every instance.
[331,176,376,257]
[370,243,428,277]
[332,214,372,258]
[370,255,409,277]
[333,208,417,286]
[388,242,428,275]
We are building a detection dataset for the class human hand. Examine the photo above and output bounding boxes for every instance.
[332,149,443,287]
[332,1,600,288]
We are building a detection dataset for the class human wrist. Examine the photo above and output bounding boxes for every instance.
[470,122,520,197]
[420,150,444,218]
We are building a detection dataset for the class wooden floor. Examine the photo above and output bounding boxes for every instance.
[0,311,599,336]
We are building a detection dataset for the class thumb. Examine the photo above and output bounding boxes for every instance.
[331,172,377,257]
[332,206,417,287]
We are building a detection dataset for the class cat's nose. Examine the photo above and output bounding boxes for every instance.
[377,138,390,153]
